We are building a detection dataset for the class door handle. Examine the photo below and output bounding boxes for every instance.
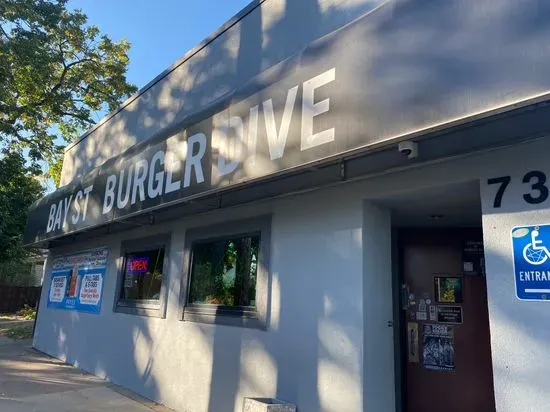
[401,284,410,310]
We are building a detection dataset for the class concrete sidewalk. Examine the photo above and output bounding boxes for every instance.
[0,336,169,412]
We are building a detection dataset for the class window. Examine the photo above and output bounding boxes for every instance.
[121,248,164,301]
[116,234,170,317]
[189,235,259,307]
[182,216,271,328]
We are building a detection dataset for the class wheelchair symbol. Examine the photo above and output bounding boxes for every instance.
[523,228,550,265]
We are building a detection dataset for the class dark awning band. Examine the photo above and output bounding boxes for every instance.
[24,0,550,246]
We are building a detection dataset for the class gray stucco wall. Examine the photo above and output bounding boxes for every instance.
[60,0,379,186]
[479,143,550,412]
[34,185,366,412]
[358,137,550,412]
[37,137,550,411]
[362,203,394,411]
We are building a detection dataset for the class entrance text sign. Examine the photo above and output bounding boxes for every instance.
[47,247,108,314]
[512,225,550,301]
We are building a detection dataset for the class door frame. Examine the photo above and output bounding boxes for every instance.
[391,226,406,412]
[391,227,492,412]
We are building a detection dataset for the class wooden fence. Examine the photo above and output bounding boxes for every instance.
[0,286,41,313]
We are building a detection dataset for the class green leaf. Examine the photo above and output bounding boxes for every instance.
[0,0,137,169]
[0,150,43,264]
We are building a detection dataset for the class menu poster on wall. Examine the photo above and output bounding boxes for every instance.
[47,247,108,314]
[423,324,455,371]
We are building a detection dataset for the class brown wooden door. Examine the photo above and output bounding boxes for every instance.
[400,229,495,412]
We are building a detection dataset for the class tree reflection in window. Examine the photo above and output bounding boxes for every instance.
[189,235,259,307]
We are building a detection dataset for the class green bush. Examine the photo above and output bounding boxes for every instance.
[16,305,36,320]
[0,260,35,286]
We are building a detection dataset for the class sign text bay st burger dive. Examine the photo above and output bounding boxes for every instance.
[44,68,336,235]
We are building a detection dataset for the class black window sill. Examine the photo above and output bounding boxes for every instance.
[115,299,164,318]
[183,305,265,329]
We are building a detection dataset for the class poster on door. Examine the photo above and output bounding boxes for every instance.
[47,247,108,314]
[434,276,463,303]
[422,324,455,371]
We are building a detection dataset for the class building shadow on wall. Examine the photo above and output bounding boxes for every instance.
[49,0,550,410]
[82,1,550,411]
[482,244,550,401]
[40,301,162,405]
[201,2,372,411]
[202,193,365,411]
[66,0,379,182]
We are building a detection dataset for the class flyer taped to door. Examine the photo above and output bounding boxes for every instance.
[422,324,455,371]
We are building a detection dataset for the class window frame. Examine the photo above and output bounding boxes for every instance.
[181,216,271,329]
[115,233,171,318]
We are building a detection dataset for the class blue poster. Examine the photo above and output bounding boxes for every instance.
[47,247,108,314]
[512,225,550,301]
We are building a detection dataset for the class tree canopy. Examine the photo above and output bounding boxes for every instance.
[0,0,137,177]
[0,150,43,262]
[0,0,137,285]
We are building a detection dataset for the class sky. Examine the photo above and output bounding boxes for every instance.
[70,0,252,91]
[39,1,251,192]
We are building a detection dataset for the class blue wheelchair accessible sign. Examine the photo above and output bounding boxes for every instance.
[512,224,550,301]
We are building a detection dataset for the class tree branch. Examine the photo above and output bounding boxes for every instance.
[50,57,94,95]
[58,110,93,124]
[0,122,29,143]
[81,83,114,101]
[13,53,96,116]
[0,24,11,40]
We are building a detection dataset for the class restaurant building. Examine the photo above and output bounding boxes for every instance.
[24,1,550,411]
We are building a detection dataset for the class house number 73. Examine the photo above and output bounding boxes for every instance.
[487,171,549,208]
